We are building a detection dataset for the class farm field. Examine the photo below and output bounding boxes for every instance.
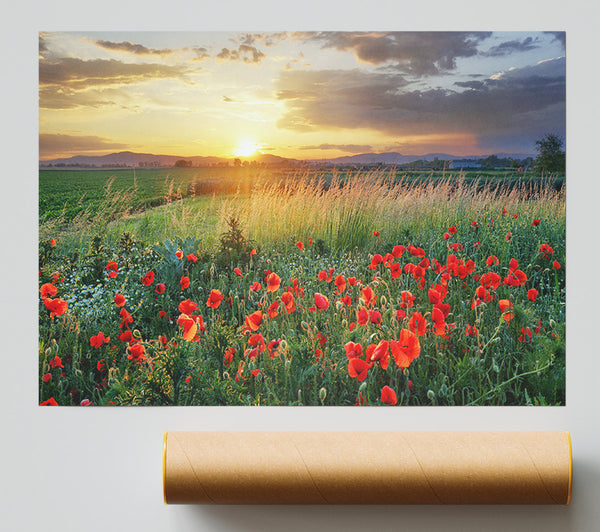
[38,168,565,406]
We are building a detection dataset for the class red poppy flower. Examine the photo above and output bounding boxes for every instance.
[357,307,369,326]
[361,286,376,307]
[266,272,281,293]
[43,372,52,383]
[44,298,68,317]
[334,274,346,294]
[408,312,427,336]
[40,397,58,406]
[281,291,296,314]
[370,340,390,370]
[119,308,133,329]
[505,232,512,241]
[369,254,383,270]
[250,281,262,292]
[106,261,118,272]
[505,269,527,287]
[390,329,421,368]
[128,343,146,362]
[80,399,92,406]
[178,313,198,341]
[224,347,235,366]
[97,359,105,372]
[267,300,279,318]
[486,255,499,266]
[155,283,166,294]
[90,332,110,349]
[296,241,304,250]
[245,310,263,331]
[186,253,198,263]
[344,342,363,359]
[373,230,380,237]
[206,289,224,309]
[234,267,244,278]
[447,225,457,234]
[533,219,541,226]
[180,276,190,290]
[381,385,397,405]
[443,232,451,241]
[175,250,184,259]
[49,238,57,247]
[248,333,266,352]
[250,248,257,257]
[348,358,373,382]
[553,260,561,270]
[178,298,198,315]
[539,243,554,259]
[142,271,155,286]
[528,288,539,302]
[499,299,514,322]
[118,330,133,343]
[113,293,126,307]
[314,292,330,311]
[40,283,58,300]
[396,309,406,320]
[49,355,63,369]
[267,340,282,358]
[400,290,415,308]
[369,310,382,325]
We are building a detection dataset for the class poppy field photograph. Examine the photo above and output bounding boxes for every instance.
[38,31,566,406]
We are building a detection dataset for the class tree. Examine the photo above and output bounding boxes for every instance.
[534,134,565,174]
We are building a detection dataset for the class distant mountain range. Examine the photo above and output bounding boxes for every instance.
[39,150,535,167]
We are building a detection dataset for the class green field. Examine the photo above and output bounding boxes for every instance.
[38,168,566,406]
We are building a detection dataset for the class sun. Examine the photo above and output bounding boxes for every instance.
[233,141,260,157]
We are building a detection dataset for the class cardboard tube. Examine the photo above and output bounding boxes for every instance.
[163,431,572,505]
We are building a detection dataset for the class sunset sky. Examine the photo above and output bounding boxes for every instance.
[39,31,565,160]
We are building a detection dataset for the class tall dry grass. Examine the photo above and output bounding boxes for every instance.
[40,169,565,254]
[218,169,565,251]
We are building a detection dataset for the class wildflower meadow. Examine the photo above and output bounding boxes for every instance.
[38,169,565,406]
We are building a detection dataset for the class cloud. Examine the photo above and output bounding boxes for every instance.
[39,34,48,54]
[297,32,491,75]
[39,86,127,110]
[481,36,539,57]
[275,57,565,151]
[39,57,190,90]
[299,143,373,153]
[216,44,266,64]
[39,133,129,159]
[222,95,236,102]
[545,31,566,48]
[93,39,174,56]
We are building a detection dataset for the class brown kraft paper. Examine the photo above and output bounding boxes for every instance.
[163,431,572,505]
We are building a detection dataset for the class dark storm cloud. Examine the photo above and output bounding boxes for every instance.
[275,58,565,149]
[545,31,566,48]
[297,32,492,75]
[299,143,373,153]
[482,36,539,57]
[94,39,174,56]
[216,44,266,64]
[39,133,129,158]
[454,80,485,89]
[39,57,190,89]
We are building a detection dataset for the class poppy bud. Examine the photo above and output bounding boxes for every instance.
[427,389,435,400]
[223,371,230,380]
[133,329,142,340]
[319,388,327,403]
[380,295,387,307]
[358,382,368,395]
[297,389,303,403]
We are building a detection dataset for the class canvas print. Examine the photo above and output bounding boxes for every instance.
[38,31,565,406]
